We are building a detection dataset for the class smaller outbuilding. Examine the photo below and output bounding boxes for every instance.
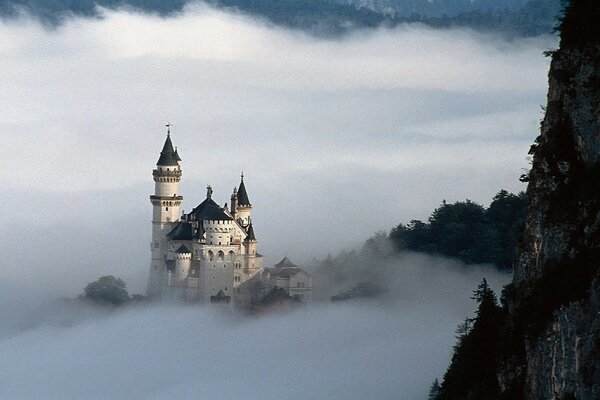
[264,257,313,301]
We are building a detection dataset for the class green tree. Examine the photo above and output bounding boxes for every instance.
[389,190,526,270]
[438,279,505,400]
[83,275,130,306]
[428,378,441,400]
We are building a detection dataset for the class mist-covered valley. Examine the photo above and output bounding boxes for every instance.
[1,249,509,400]
[0,3,556,399]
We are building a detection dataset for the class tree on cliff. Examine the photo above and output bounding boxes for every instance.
[438,279,504,400]
[390,190,526,269]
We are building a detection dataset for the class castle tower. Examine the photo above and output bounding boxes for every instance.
[235,173,252,226]
[147,126,183,297]
[244,221,257,257]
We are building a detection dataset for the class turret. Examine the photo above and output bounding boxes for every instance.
[244,220,257,256]
[235,173,252,226]
[150,126,182,223]
[147,125,183,297]
[174,244,192,282]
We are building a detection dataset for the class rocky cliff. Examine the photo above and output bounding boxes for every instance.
[502,0,600,398]
[436,2,600,399]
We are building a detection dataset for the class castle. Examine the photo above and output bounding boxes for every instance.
[146,128,312,307]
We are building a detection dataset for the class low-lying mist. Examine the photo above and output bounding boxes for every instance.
[0,244,509,400]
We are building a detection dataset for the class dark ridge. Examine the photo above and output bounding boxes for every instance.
[557,0,600,48]
[0,0,564,38]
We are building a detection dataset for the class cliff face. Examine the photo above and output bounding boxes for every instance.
[516,46,600,283]
[506,2,600,398]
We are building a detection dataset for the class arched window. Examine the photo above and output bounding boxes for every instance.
[218,250,225,261]
[208,250,214,261]
[229,250,235,260]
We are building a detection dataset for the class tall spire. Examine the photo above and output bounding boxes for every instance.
[237,172,251,206]
[156,124,179,166]
[245,222,256,241]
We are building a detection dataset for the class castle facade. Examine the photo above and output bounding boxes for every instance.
[146,129,311,307]
[146,129,263,307]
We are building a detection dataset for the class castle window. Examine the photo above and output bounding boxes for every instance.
[166,207,169,211]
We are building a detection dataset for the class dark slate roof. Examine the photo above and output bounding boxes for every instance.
[166,222,193,240]
[193,224,205,240]
[274,256,299,268]
[156,134,179,166]
[237,177,251,206]
[245,223,256,241]
[173,148,182,162]
[175,244,191,254]
[190,197,233,221]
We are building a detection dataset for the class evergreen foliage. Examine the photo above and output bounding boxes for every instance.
[390,190,526,270]
[557,0,600,48]
[428,378,442,400]
[258,287,301,306]
[83,275,130,306]
[438,279,505,400]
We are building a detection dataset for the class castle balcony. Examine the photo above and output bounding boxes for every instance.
[150,195,183,201]
[150,195,183,207]
[153,169,182,178]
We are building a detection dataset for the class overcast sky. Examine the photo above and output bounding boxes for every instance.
[0,4,554,294]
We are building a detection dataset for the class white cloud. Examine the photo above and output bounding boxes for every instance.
[0,253,509,400]
[0,6,552,284]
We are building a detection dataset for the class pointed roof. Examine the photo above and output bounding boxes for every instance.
[190,196,233,222]
[156,133,179,166]
[175,244,191,254]
[245,223,256,241]
[173,148,182,162]
[236,174,251,206]
[166,221,193,240]
[274,256,299,268]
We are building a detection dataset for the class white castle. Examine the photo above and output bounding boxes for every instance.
[146,128,312,307]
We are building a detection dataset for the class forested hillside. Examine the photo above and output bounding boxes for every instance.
[391,190,526,270]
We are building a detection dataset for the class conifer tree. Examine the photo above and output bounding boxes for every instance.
[428,378,441,400]
[437,278,504,400]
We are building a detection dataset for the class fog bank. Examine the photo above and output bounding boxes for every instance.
[0,249,509,400]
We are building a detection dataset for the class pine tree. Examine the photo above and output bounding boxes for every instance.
[437,278,505,400]
[428,378,441,400]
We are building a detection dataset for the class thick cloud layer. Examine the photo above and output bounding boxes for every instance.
[0,252,509,400]
[0,5,552,294]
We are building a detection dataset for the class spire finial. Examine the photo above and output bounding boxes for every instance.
[241,171,244,181]
[206,185,213,199]
[165,122,172,136]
